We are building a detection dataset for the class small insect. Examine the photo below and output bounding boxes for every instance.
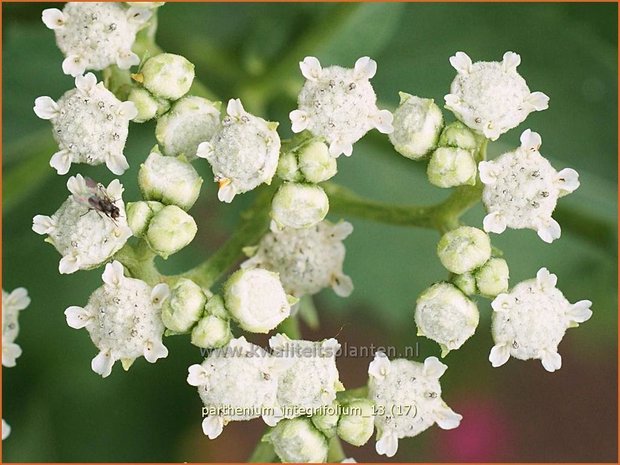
[75,177,120,222]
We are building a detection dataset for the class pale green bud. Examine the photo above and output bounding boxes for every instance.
[428,147,477,188]
[127,87,170,123]
[126,200,164,237]
[437,226,492,274]
[271,183,329,230]
[204,294,229,319]
[389,93,443,160]
[438,121,477,150]
[145,205,197,258]
[453,272,476,296]
[337,399,375,447]
[190,314,232,349]
[140,53,195,101]
[298,141,337,183]
[311,401,341,437]
[475,257,509,297]
[276,151,302,182]
[138,151,203,210]
[267,418,328,463]
[161,278,206,333]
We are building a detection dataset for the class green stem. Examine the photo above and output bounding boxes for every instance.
[248,439,276,463]
[327,436,347,462]
[114,239,160,285]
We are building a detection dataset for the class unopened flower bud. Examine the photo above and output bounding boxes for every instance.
[204,294,229,319]
[437,226,491,274]
[475,257,509,297]
[126,200,164,237]
[191,314,232,349]
[298,141,337,183]
[438,121,477,150]
[161,278,206,333]
[337,398,375,446]
[138,151,203,210]
[140,53,195,101]
[311,401,341,437]
[427,147,477,188]
[145,205,197,258]
[276,151,302,182]
[452,272,476,296]
[267,418,328,463]
[389,93,443,160]
[271,183,329,230]
[127,87,170,123]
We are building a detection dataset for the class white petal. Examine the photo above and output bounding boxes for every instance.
[423,356,448,379]
[434,405,463,429]
[105,179,124,201]
[299,56,322,81]
[478,161,497,185]
[202,416,224,439]
[2,419,11,440]
[353,56,377,80]
[444,93,460,110]
[5,288,30,311]
[268,333,289,350]
[102,260,125,287]
[536,267,557,289]
[64,306,91,329]
[196,141,214,160]
[187,364,210,386]
[556,168,580,197]
[126,6,152,24]
[332,274,353,297]
[289,109,309,133]
[567,300,593,324]
[329,140,353,157]
[526,91,549,111]
[490,293,512,313]
[331,221,353,240]
[375,431,398,457]
[262,414,280,427]
[501,51,521,72]
[483,212,507,234]
[368,352,391,380]
[75,72,97,95]
[41,8,65,29]
[482,124,501,141]
[372,109,394,134]
[217,182,236,203]
[91,351,115,377]
[33,96,59,119]
[519,129,542,152]
[50,150,72,175]
[59,255,80,274]
[489,344,510,367]
[2,343,22,368]
[66,173,90,197]
[540,350,562,372]
[226,98,245,118]
[105,153,130,175]
[118,101,139,120]
[449,51,472,75]
[117,50,141,70]
[536,218,561,243]
[62,55,86,77]
[151,283,170,306]
[32,215,55,235]
[144,340,168,363]
[322,338,341,354]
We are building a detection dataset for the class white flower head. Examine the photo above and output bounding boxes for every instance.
[32,175,132,274]
[415,283,479,356]
[270,183,329,230]
[140,53,195,101]
[2,287,30,367]
[187,337,279,438]
[290,56,393,157]
[33,73,137,175]
[368,354,462,457]
[64,261,170,377]
[197,99,280,203]
[42,2,150,76]
[479,129,580,243]
[489,267,592,372]
[242,220,353,298]
[445,51,549,140]
[2,419,10,440]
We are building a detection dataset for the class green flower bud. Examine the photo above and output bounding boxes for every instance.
[475,257,509,297]
[271,183,329,230]
[161,278,206,333]
[337,399,375,446]
[453,272,476,296]
[127,87,170,123]
[427,147,477,188]
[437,226,492,274]
[276,151,302,182]
[389,93,443,160]
[140,53,195,101]
[145,205,197,258]
[311,401,341,437]
[138,151,203,210]
[190,314,232,349]
[298,141,337,183]
[126,200,164,237]
[438,121,478,150]
[204,294,229,319]
[267,418,328,463]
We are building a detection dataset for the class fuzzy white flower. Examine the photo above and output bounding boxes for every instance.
[368,353,462,457]
[42,2,150,76]
[2,419,10,440]
[290,56,393,157]
[489,267,592,372]
[33,73,137,175]
[268,334,343,423]
[2,288,30,368]
[242,220,353,298]
[32,175,132,274]
[415,283,479,356]
[64,261,169,377]
[479,129,580,243]
[186,336,279,439]
[445,51,549,140]
[197,99,280,203]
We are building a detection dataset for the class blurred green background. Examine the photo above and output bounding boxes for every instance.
[2,2,617,462]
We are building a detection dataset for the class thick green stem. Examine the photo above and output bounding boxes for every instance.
[327,436,347,462]
[248,439,276,463]
[113,239,160,285]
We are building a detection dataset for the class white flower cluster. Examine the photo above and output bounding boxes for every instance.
[242,220,353,298]
[64,261,169,377]
[34,73,137,175]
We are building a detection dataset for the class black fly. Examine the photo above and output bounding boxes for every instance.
[75,177,120,223]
